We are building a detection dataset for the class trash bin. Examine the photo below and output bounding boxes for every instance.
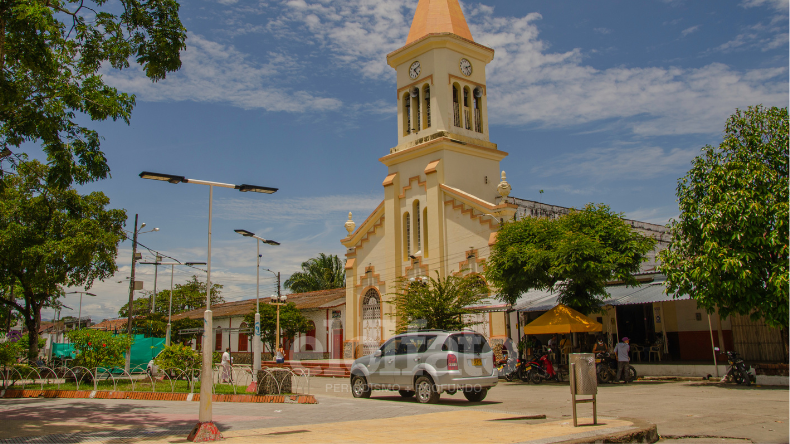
[569,353,597,395]
[569,353,597,426]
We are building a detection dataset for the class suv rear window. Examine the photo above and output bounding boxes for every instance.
[444,333,492,354]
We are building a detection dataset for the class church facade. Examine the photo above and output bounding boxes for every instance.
[339,0,671,359]
[340,0,518,358]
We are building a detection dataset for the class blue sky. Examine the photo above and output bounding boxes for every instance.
[43,0,788,322]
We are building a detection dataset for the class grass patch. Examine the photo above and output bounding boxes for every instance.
[33,379,251,394]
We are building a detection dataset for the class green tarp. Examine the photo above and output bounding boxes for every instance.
[50,334,165,372]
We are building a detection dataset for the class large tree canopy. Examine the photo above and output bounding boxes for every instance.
[0,160,126,360]
[387,271,489,334]
[284,253,345,294]
[0,0,187,188]
[485,204,657,314]
[659,105,788,329]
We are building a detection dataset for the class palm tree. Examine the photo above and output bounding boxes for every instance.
[284,253,345,293]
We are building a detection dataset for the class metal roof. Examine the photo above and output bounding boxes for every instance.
[513,275,689,312]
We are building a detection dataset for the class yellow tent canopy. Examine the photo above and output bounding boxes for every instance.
[522,304,602,335]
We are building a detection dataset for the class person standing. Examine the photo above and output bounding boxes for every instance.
[275,347,285,364]
[221,347,232,383]
[613,337,631,383]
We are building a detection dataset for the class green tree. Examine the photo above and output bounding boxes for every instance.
[65,329,133,370]
[243,302,311,354]
[118,275,224,318]
[387,271,490,333]
[659,105,789,330]
[153,343,200,372]
[0,332,45,365]
[170,317,202,344]
[131,312,167,338]
[485,204,657,314]
[0,160,126,361]
[284,253,345,293]
[0,0,187,188]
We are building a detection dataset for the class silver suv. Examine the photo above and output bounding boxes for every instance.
[350,330,497,404]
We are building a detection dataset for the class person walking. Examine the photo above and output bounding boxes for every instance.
[221,347,232,383]
[613,337,631,383]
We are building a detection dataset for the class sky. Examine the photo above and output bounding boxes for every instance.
[38,0,788,323]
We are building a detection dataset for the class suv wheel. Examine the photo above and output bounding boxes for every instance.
[415,376,440,404]
[463,387,488,402]
[351,375,371,398]
[398,390,415,398]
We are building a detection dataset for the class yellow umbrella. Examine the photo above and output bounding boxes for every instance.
[522,304,602,334]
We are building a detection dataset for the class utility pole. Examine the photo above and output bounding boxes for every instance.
[152,255,162,313]
[125,214,139,373]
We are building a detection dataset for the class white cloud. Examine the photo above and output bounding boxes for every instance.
[593,27,612,35]
[464,10,787,136]
[214,193,382,222]
[741,0,789,11]
[103,34,342,112]
[534,144,699,181]
[680,25,700,37]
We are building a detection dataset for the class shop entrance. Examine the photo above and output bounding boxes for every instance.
[616,304,655,347]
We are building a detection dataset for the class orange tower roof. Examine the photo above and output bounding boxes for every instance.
[406,0,474,44]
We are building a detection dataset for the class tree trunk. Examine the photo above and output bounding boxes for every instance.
[25,314,40,362]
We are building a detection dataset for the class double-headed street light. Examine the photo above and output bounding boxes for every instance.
[140,171,276,442]
[66,291,96,330]
[139,261,207,346]
[234,229,279,372]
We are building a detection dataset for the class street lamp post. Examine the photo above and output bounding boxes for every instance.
[270,293,287,357]
[234,229,279,372]
[152,255,162,313]
[140,171,276,442]
[125,216,159,373]
[139,261,207,346]
[67,291,96,329]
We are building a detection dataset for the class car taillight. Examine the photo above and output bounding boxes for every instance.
[447,353,458,370]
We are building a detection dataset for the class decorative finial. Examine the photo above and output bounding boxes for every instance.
[497,170,511,204]
[344,212,356,235]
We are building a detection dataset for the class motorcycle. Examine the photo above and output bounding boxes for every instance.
[595,352,637,383]
[723,349,752,386]
[496,350,518,381]
[524,352,559,384]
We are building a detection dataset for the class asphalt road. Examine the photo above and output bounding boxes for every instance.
[310,376,789,443]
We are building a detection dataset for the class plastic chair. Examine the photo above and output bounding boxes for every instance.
[649,345,661,361]
[630,345,643,362]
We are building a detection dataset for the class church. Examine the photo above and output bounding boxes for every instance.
[338,0,769,363]
[340,0,525,358]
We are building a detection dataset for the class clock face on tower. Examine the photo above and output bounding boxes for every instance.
[460,58,472,76]
[409,61,421,79]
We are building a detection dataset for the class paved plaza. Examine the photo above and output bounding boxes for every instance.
[0,376,786,443]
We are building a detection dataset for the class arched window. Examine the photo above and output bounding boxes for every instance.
[423,85,431,128]
[463,86,472,130]
[452,84,461,127]
[473,89,483,133]
[413,200,421,253]
[412,88,420,132]
[403,212,411,259]
[238,322,248,352]
[403,93,411,135]
[362,289,381,355]
[215,326,222,351]
[422,206,429,258]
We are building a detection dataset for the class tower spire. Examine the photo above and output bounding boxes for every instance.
[406,0,473,44]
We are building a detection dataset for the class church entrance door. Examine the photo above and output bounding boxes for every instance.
[362,289,382,356]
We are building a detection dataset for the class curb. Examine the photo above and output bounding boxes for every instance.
[556,418,659,444]
[1,389,318,404]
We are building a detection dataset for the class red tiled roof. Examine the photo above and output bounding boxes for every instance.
[90,318,130,331]
[171,288,346,321]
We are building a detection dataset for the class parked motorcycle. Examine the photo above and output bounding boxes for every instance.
[496,350,518,381]
[595,352,636,383]
[525,353,559,384]
[723,349,752,386]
